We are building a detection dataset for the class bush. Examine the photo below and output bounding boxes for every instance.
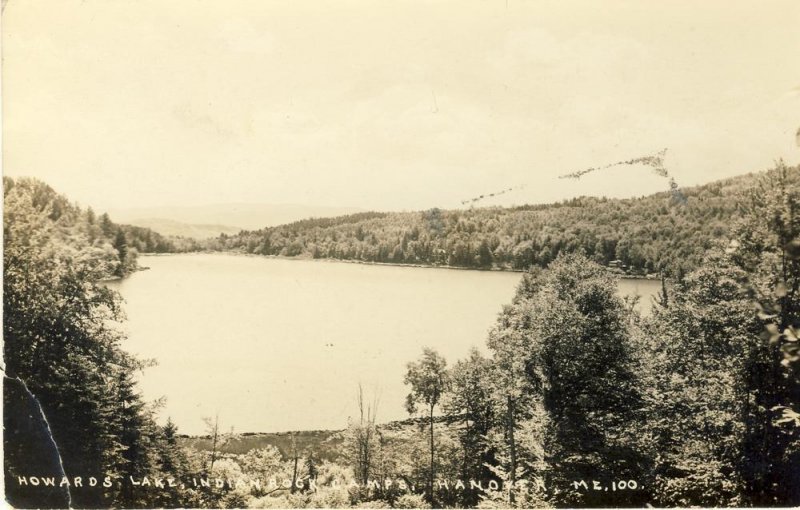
[394,493,431,509]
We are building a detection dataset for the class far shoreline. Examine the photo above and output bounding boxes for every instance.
[136,250,660,280]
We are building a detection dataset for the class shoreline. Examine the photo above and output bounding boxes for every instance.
[138,250,660,280]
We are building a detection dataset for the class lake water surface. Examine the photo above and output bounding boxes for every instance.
[110,254,659,435]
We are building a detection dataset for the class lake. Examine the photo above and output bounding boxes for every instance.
[109,254,660,435]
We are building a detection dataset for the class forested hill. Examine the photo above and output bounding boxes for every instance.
[5,176,206,507]
[203,165,800,276]
[3,177,195,278]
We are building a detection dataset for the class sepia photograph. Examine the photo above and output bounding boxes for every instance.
[2,1,800,508]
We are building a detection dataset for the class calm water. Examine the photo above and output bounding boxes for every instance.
[109,254,659,435]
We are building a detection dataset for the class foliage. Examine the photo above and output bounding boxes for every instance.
[724,162,800,504]
[639,162,800,506]
[343,386,381,486]
[483,299,541,506]
[199,168,799,276]
[640,260,757,506]
[404,348,449,505]
[393,492,431,508]
[3,179,192,507]
[507,254,648,506]
[442,348,496,506]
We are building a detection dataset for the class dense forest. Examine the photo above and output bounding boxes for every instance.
[2,177,206,507]
[2,177,200,268]
[199,169,798,277]
[3,164,799,508]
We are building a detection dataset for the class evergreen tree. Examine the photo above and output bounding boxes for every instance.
[113,228,129,277]
[99,212,114,237]
[155,418,192,507]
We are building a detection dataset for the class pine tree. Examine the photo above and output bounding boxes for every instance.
[113,228,129,277]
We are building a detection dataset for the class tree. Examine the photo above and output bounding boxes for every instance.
[202,414,236,476]
[290,433,300,494]
[114,371,161,508]
[113,228,129,277]
[485,301,540,505]
[155,418,193,507]
[529,254,647,506]
[345,385,380,486]
[241,446,284,485]
[482,254,647,507]
[443,348,496,507]
[405,348,449,505]
[99,212,114,236]
[478,239,493,268]
[641,259,757,506]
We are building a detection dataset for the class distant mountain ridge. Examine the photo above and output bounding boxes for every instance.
[108,203,365,232]
[122,217,242,239]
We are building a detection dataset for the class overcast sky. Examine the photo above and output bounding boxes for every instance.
[3,0,799,213]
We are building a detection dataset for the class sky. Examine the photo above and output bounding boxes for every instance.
[3,0,800,213]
